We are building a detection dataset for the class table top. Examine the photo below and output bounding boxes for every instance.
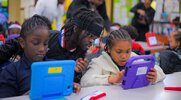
[137,41,169,51]
[2,72,181,100]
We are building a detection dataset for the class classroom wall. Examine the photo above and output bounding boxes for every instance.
[105,0,112,22]
[9,0,21,23]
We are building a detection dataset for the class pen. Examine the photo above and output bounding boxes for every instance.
[164,86,181,91]
[89,92,106,100]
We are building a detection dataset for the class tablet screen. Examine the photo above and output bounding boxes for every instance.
[148,36,157,46]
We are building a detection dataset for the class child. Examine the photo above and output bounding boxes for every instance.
[159,30,181,74]
[122,25,144,55]
[0,15,80,98]
[81,29,165,87]
[8,21,21,35]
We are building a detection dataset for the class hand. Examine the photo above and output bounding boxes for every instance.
[108,70,124,84]
[75,58,89,73]
[73,82,81,93]
[137,9,145,16]
[147,68,157,84]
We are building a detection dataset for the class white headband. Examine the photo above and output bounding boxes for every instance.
[8,24,21,30]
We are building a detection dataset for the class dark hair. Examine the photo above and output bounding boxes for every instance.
[40,16,52,30]
[111,23,121,28]
[62,8,103,37]
[122,25,138,39]
[8,21,20,26]
[174,30,181,48]
[20,15,49,38]
[0,24,5,35]
[104,29,132,51]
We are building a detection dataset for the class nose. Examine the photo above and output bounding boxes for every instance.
[38,44,47,53]
[121,53,127,59]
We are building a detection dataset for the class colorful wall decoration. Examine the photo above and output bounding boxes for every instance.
[113,0,139,25]
[0,0,8,24]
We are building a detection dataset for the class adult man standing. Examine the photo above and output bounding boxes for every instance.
[131,0,155,41]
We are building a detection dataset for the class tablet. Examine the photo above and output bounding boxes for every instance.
[121,55,155,89]
[30,60,75,100]
[145,32,158,47]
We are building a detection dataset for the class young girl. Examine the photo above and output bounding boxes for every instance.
[81,29,165,87]
[0,15,80,98]
[159,30,181,74]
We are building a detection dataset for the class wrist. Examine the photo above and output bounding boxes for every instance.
[108,76,114,84]
[108,76,113,84]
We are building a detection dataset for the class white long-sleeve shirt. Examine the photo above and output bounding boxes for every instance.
[33,0,64,30]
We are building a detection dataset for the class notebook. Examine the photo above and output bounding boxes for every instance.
[30,60,75,100]
[121,55,155,89]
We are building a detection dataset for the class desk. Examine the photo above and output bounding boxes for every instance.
[2,72,181,100]
[137,41,169,52]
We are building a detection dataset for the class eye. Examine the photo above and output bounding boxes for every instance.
[126,50,131,53]
[32,40,40,45]
[44,41,49,46]
[116,50,122,54]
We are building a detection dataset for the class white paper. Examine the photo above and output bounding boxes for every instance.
[136,67,148,75]
[120,0,126,6]
[114,4,120,18]
[121,8,127,17]
[154,0,163,21]
[132,0,138,6]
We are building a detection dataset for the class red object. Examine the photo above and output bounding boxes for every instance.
[164,87,181,91]
[145,32,158,47]
[0,34,5,45]
[132,42,144,54]
[89,92,106,100]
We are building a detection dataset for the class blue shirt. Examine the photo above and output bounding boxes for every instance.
[0,55,48,98]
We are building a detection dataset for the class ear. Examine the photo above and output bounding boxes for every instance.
[73,25,78,33]
[19,37,25,49]
[107,46,111,53]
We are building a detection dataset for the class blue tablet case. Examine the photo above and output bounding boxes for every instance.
[121,55,155,89]
[30,60,75,100]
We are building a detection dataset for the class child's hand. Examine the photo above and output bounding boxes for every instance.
[73,82,81,93]
[75,58,89,73]
[108,70,124,84]
[147,68,157,84]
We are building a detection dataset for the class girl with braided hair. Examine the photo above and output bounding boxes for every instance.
[159,30,181,74]
[81,29,165,87]
[0,15,50,98]
[0,15,82,98]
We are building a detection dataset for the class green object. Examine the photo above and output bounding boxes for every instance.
[55,98,65,100]
[2,0,8,7]
[113,0,139,25]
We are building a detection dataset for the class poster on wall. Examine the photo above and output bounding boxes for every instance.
[113,0,139,25]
